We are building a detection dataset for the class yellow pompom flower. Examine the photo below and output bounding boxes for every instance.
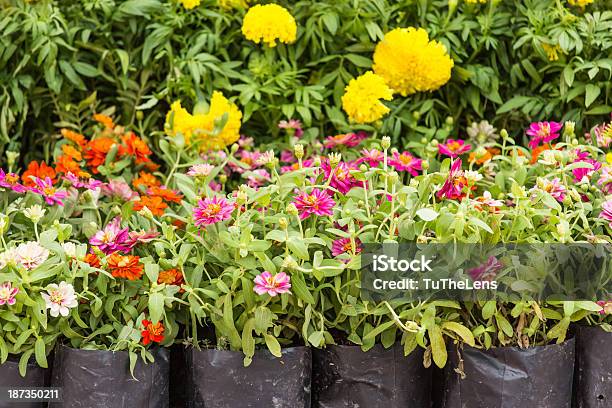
[373,27,454,96]
[241,4,297,47]
[568,0,594,7]
[341,71,393,124]
[165,92,242,152]
[179,0,201,9]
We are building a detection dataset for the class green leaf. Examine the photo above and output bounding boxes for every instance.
[416,208,439,222]
[290,271,315,304]
[148,292,165,324]
[34,337,47,368]
[442,322,475,347]
[585,84,601,108]
[264,333,282,357]
[496,96,531,114]
[287,237,309,260]
[428,325,447,368]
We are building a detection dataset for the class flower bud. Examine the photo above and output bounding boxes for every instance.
[313,156,321,167]
[219,173,228,183]
[389,171,399,183]
[6,151,19,167]
[136,111,144,121]
[445,116,454,126]
[294,144,304,160]
[430,140,439,147]
[236,189,248,204]
[420,137,428,144]
[279,217,288,230]
[138,206,154,219]
[412,111,421,120]
[381,136,391,150]
[24,205,46,224]
[421,160,429,170]
[286,203,299,216]
[230,143,240,153]
[0,214,9,234]
[359,164,368,172]
[564,121,576,138]
[500,129,509,139]
[328,153,342,167]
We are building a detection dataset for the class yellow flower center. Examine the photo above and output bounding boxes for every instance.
[207,203,221,214]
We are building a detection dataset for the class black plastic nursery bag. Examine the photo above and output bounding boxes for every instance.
[185,346,312,408]
[0,356,50,408]
[312,343,432,408]
[574,325,612,408]
[49,346,169,408]
[438,338,575,408]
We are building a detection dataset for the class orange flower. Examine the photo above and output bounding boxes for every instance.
[93,113,114,129]
[157,268,185,292]
[132,171,160,190]
[145,162,161,172]
[55,155,87,176]
[83,137,115,173]
[119,133,152,164]
[172,219,186,229]
[61,144,82,161]
[61,129,87,149]
[149,186,183,203]
[83,253,101,268]
[468,147,500,166]
[21,161,57,187]
[107,253,143,280]
[141,320,164,345]
[133,196,167,216]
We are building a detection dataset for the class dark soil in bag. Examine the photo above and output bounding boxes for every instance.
[0,355,51,408]
[49,345,169,408]
[184,346,311,408]
[312,343,432,408]
[437,338,575,408]
[573,325,612,408]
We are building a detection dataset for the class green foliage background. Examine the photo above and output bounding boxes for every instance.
[1,0,611,165]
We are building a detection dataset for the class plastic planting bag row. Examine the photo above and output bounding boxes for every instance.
[184,346,312,408]
[49,346,169,408]
[312,344,432,408]
[0,356,50,408]
[574,326,612,408]
[436,338,575,408]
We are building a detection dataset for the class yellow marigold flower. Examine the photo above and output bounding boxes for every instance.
[241,4,297,47]
[607,153,612,165]
[341,71,393,124]
[568,0,594,7]
[179,0,201,9]
[165,92,242,152]
[373,27,454,96]
[542,43,561,61]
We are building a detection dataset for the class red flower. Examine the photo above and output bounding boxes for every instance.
[148,186,183,203]
[21,161,57,187]
[106,253,144,280]
[157,269,185,293]
[141,320,165,345]
[119,133,152,164]
[83,137,115,173]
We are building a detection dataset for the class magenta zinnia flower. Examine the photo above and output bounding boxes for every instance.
[389,151,423,176]
[247,169,271,188]
[324,131,368,149]
[597,167,612,194]
[253,271,291,296]
[597,300,612,315]
[30,177,68,206]
[438,139,472,158]
[358,149,384,167]
[89,217,131,255]
[293,188,335,219]
[526,121,562,149]
[436,159,466,200]
[193,196,235,227]
[331,238,362,257]
[534,178,566,202]
[572,158,601,183]
[0,282,19,306]
[468,256,503,281]
[0,169,27,193]
[599,200,612,228]
[322,160,361,194]
[126,230,159,248]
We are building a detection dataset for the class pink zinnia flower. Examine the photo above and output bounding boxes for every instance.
[247,169,271,188]
[597,166,612,194]
[0,169,27,193]
[187,164,215,177]
[41,281,77,317]
[322,160,361,194]
[597,300,612,315]
[127,230,159,248]
[534,178,566,202]
[468,256,503,281]
[599,200,612,227]
[253,271,291,296]
[238,136,254,148]
[324,131,368,149]
[101,179,138,201]
[278,119,303,138]
[358,149,384,167]
[389,151,423,176]
[0,282,19,306]
[438,139,472,158]
[437,159,466,200]
[572,158,601,183]
[30,177,68,206]
[280,150,296,164]
[331,238,362,257]
[293,188,335,219]
[193,196,235,227]
[592,121,612,148]
[526,121,562,149]
[209,181,222,192]
[15,242,49,270]
[89,217,131,255]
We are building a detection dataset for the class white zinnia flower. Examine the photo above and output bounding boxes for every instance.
[42,281,78,317]
[23,205,46,224]
[186,163,215,177]
[62,242,77,258]
[15,242,49,270]
[0,249,18,270]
